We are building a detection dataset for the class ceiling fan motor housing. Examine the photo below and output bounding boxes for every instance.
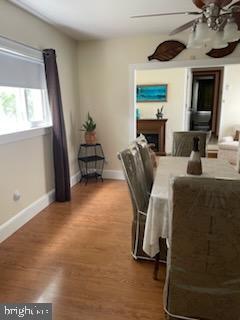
[204,3,222,29]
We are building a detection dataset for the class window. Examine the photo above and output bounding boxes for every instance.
[0,37,51,136]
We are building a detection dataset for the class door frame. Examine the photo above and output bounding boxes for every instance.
[184,68,193,131]
[190,67,224,136]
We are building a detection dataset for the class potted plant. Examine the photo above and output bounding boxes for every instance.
[156,106,164,119]
[82,113,97,145]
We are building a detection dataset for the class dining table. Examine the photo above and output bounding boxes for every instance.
[143,156,240,258]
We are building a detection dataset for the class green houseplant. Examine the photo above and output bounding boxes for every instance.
[82,113,97,145]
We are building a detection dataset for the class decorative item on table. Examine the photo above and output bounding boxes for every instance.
[81,112,97,145]
[156,106,164,119]
[187,136,202,175]
[136,108,141,120]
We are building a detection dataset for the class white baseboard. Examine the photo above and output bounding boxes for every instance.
[0,170,82,244]
[103,170,125,180]
[72,170,125,182]
[70,171,81,187]
[0,189,55,243]
[0,169,124,244]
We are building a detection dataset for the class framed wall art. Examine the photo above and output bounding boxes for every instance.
[136,84,168,102]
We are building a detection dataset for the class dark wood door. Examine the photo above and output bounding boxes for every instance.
[191,68,223,136]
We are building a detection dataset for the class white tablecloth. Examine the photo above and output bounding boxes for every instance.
[143,157,240,257]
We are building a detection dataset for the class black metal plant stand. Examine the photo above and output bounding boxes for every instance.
[78,144,105,184]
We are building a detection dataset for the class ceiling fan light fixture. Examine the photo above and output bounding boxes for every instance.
[212,31,228,49]
[187,29,202,48]
[195,19,211,43]
[207,29,216,41]
[132,0,240,51]
[223,19,240,42]
[187,30,196,48]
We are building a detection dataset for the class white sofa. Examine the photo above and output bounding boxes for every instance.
[218,133,239,166]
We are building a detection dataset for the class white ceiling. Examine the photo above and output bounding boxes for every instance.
[10,0,202,40]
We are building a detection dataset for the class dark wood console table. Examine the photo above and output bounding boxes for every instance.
[137,119,167,156]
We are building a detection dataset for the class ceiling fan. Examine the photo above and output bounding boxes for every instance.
[132,0,240,48]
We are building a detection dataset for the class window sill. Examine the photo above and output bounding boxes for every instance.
[0,126,52,145]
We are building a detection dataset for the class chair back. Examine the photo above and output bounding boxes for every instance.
[135,133,148,145]
[165,176,240,320]
[118,147,151,259]
[138,144,154,193]
[172,131,209,157]
[134,134,154,193]
[118,148,149,215]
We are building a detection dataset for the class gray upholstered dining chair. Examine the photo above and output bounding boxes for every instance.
[118,147,150,260]
[164,176,240,320]
[172,131,210,157]
[135,134,154,194]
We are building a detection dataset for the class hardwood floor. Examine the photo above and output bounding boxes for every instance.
[0,180,166,320]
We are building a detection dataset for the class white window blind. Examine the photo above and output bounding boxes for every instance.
[0,36,51,136]
[0,51,46,89]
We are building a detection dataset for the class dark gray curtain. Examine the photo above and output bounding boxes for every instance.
[43,49,71,202]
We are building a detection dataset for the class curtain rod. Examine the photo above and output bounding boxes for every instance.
[0,34,42,53]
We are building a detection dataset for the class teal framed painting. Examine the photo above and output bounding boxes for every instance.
[136,84,168,102]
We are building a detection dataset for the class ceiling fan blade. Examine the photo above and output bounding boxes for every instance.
[169,19,197,35]
[233,12,240,29]
[227,1,240,30]
[131,11,201,18]
[201,0,233,7]
[192,0,206,9]
[230,0,240,10]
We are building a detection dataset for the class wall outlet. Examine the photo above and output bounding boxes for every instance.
[13,191,21,202]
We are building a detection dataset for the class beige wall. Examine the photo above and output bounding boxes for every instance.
[219,64,240,138]
[0,0,80,225]
[77,36,240,170]
[1,0,240,226]
[136,69,186,153]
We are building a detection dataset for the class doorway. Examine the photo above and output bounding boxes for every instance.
[189,68,223,137]
[129,58,240,148]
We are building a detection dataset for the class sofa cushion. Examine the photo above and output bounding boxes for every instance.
[218,141,239,151]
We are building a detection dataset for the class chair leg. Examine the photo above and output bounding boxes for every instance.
[153,252,160,280]
[153,237,164,280]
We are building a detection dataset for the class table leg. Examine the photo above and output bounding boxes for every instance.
[153,252,160,280]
